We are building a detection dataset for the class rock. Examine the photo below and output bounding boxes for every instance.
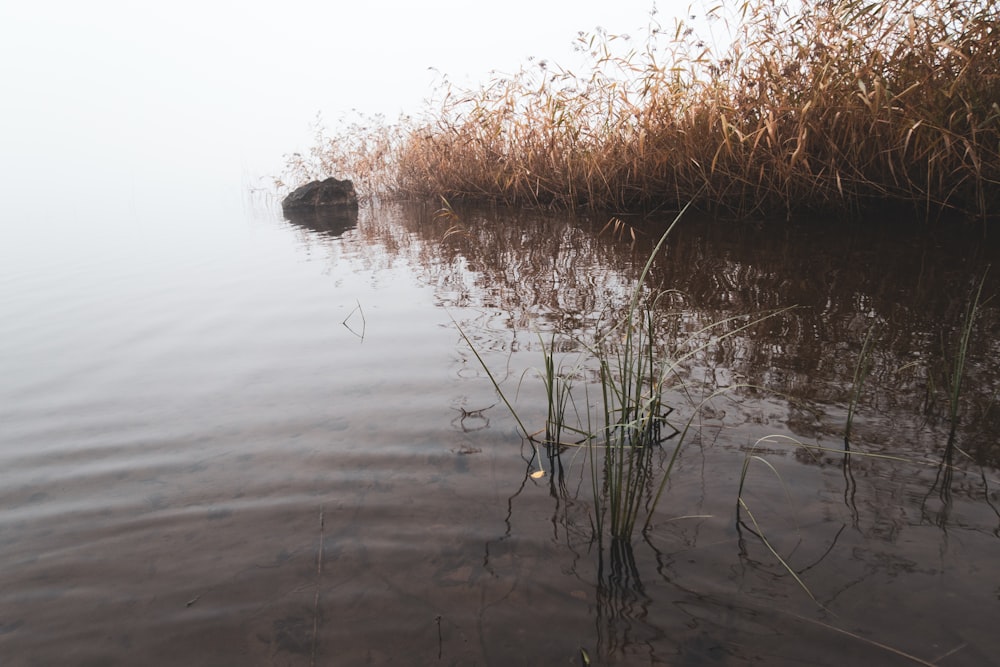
[281,178,358,212]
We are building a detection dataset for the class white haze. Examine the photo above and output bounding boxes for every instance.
[1,2,719,188]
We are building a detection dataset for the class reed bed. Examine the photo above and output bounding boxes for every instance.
[284,0,999,223]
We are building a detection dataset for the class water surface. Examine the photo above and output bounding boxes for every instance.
[2,194,998,666]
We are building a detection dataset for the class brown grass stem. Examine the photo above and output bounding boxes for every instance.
[282,0,1000,224]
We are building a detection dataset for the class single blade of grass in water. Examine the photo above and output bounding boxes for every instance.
[845,320,878,442]
[451,314,545,477]
[737,497,818,605]
[946,267,990,443]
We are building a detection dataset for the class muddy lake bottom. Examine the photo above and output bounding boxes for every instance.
[2,198,999,666]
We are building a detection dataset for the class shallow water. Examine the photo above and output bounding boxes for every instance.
[2,194,999,666]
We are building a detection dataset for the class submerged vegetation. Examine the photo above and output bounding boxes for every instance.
[283,0,1000,223]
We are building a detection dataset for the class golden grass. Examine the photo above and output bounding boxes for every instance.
[283,0,1000,222]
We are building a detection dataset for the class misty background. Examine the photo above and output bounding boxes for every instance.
[0,2,708,197]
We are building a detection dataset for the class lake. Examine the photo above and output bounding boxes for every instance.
[2,188,999,666]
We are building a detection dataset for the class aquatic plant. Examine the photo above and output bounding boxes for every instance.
[286,0,1000,224]
[589,303,678,541]
[845,320,879,442]
[458,204,791,543]
[944,268,990,442]
[455,207,682,543]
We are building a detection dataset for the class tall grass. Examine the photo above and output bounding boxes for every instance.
[845,320,879,442]
[944,268,990,442]
[284,0,1000,223]
[455,210,682,543]
[457,204,792,543]
[454,206,686,543]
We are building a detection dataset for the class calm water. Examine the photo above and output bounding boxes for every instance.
[2,190,999,666]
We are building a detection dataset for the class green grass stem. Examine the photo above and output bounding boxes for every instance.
[845,320,879,441]
[946,268,990,442]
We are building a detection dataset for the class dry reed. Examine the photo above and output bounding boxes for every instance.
[283,0,1000,222]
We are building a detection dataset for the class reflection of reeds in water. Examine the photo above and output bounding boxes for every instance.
[840,320,879,525]
[738,270,996,598]
[283,0,1000,223]
[592,538,650,660]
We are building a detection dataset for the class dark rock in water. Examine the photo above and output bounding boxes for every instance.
[281,178,358,212]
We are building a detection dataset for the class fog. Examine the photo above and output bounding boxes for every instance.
[0,0,734,253]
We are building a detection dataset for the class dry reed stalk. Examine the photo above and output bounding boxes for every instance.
[283,0,999,223]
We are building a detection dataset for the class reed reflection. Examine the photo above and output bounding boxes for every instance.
[312,202,1000,522]
[335,203,999,462]
[296,202,1000,660]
